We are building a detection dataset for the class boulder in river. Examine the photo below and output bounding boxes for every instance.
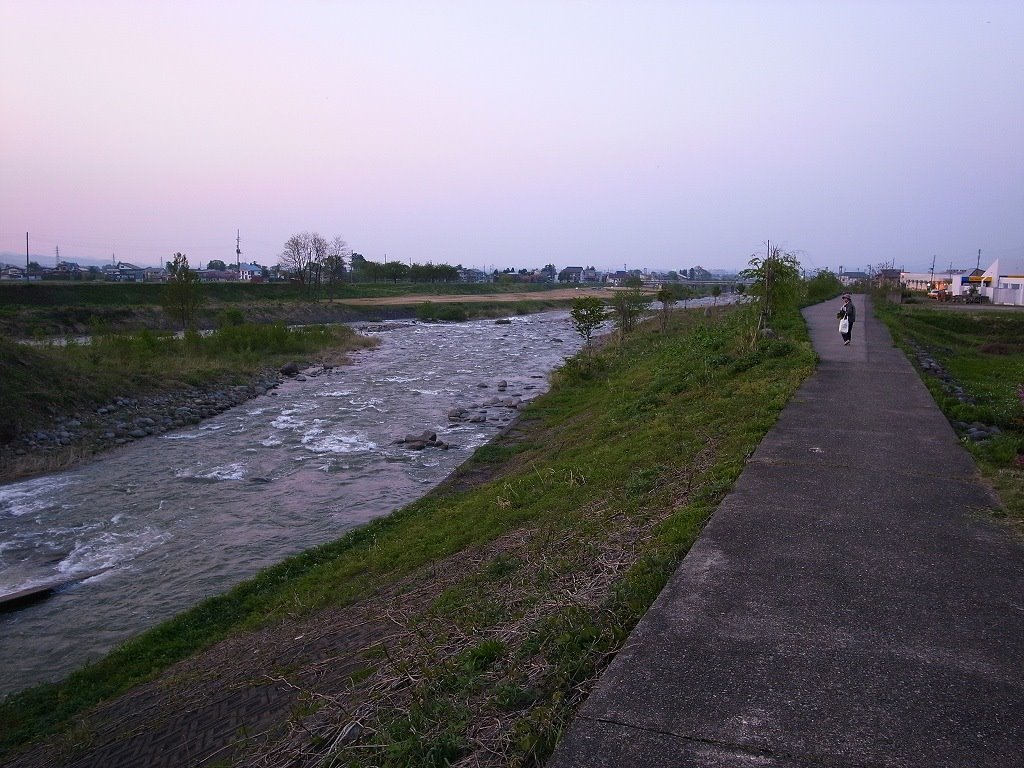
[393,430,449,451]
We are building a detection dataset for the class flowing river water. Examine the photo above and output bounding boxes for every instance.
[0,311,589,699]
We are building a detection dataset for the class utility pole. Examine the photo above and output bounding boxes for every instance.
[235,230,242,271]
[977,249,981,270]
[56,245,60,267]
[25,232,29,275]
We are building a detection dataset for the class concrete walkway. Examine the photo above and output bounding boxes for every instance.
[548,296,1024,768]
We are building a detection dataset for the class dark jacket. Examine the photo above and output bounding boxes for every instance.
[838,301,855,324]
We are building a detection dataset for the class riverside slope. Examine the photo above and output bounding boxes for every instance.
[548,295,1024,768]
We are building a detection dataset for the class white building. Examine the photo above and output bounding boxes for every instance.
[237,262,263,281]
[980,257,1024,306]
[901,269,977,297]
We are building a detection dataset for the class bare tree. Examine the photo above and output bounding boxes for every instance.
[323,236,350,298]
[280,232,348,299]
[280,232,313,287]
[308,233,329,300]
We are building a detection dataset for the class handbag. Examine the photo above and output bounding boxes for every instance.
[839,317,850,334]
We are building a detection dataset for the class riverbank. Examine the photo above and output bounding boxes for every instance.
[1,302,818,766]
[0,288,589,339]
[0,325,378,485]
[0,368,280,485]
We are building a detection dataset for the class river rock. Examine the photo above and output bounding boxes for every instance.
[280,362,300,376]
[404,430,437,444]
[393,430,451,450]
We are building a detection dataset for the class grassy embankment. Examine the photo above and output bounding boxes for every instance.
[0,281,589,338]
[876,299,1024,528]
[0,323,378,468]
[0,301,815,765]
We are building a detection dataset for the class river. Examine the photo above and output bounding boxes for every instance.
[0,311,587,699]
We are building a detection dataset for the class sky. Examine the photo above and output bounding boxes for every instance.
[2,0,1022,275]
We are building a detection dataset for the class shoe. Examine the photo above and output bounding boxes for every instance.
[844,340,850,345]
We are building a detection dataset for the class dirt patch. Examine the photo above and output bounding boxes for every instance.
[329,288,617,306]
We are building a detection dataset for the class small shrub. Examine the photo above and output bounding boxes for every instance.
[218,308,245,328]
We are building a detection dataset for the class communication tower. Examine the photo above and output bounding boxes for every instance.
[236,230,242,271]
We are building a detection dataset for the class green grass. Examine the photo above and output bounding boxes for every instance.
[0,302,816,763]
[875,300,1024,524]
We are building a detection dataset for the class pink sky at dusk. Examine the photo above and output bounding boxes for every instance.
[2,0,1022,274]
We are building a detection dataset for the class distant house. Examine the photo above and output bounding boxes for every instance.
[459,268,491,283]
[604,270,631,286]
[876,268,902,286]
[558,266,584,283]
[54,260,83,277]
[237,262,263,281]
[839,271,869,287]
[102,262,147,282]
[0,263,25,280]
[687,266,713,281]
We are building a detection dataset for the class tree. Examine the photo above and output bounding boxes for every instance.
[611,283,648,340]
[207,259,227,271]
[739,245,802,321]
[436,264,460,283]
[804,269,842,304]
[656,286,675,331]
[570,296,607,351]
[279,232,341,299]
[383,261,410,284]
[361,260,384,283]
[350,253,367,282]
[739,244,803,349]
[162,252,203,329]
[676,284,695,307]
[280,233,314,287]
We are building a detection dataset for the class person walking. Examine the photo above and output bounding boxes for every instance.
[837,293,855,345]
